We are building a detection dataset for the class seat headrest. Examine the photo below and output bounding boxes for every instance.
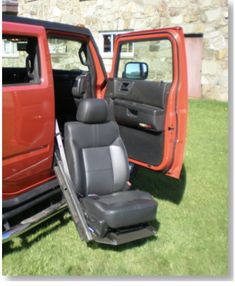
[26,38,37,55]
[76,99,109,124]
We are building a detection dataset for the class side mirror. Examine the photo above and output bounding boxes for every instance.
[123,62,148,80]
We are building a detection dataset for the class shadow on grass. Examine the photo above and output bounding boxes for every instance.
[2,210,70,257]
[131,164,187,205]
[3,216,160,256]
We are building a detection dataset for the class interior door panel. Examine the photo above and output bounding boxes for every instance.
[118,125,164,166]
[107,78,171,108]
[105,29,188,178]
[113,98,165,132]
[105,78,171,166]
[106,78,172,132]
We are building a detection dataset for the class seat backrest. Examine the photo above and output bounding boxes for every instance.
[64,98,130,196]
[72,73,92,105]
[25,38,40,83]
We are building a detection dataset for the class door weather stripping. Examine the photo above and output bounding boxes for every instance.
[54,120,93,242]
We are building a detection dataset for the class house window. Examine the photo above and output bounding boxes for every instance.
[99,31,134,58]
[2,39,19,58]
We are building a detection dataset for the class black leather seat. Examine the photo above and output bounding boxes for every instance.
[82,191,156,229]
[25,38,39,83]
[64,98,157,236]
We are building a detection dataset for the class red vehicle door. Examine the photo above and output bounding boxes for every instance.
[105,28,188,179]
[2,21,55,199]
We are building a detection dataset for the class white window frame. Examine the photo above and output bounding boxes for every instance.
[2,39,19,58]
[99,30,134,59]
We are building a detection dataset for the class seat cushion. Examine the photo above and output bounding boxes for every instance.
[81,190,157,229]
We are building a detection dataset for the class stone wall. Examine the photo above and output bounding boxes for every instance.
[17,0,228,101]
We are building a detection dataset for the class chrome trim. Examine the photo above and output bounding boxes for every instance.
[2,200,67,243]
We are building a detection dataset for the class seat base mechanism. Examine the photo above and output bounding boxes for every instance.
[93,225,156,246]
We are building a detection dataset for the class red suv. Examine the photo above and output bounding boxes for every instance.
[2,14,188,245]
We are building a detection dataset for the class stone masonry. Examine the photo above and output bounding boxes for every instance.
[16,0,228,101]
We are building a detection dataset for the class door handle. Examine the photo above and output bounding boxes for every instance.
[127,108,138,117]
[120,82,130,91]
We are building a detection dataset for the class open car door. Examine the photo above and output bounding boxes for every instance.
[105,27,188,179]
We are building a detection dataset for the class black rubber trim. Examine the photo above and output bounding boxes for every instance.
[184,33,203,38]
[2,187,62,221]
[3,179,59,209]
[114,36,173,79]
[3,14,92,37]
[3,14,107,90]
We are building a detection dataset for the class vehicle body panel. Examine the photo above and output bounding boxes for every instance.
[2,21,55,199]
[2,16,187,204]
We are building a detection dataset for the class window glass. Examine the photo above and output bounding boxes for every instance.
[103,34,112,52]
[2,39,18,58]
[2,35,40,85]
[3,36,32,67]
[117,39,173,82]
[99,31,134,57]
[121,42,133,53]
[48,37,89,71]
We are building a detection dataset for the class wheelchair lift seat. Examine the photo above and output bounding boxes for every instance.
[63,98,157,243]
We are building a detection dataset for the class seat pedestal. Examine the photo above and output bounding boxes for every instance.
[93,225,156,246]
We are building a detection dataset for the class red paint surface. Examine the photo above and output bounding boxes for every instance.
[2,22,55,199]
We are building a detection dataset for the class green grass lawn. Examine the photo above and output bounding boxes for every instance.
[2,99,228,276]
